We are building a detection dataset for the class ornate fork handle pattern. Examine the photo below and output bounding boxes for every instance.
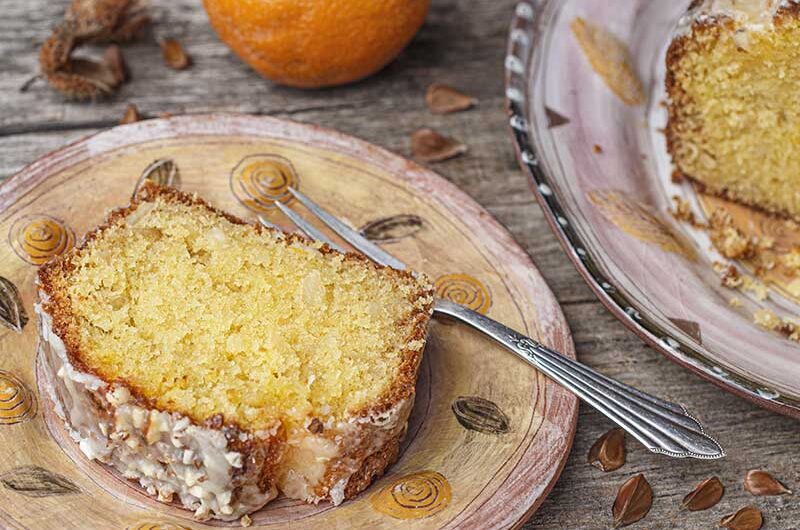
[265,186,725,459]
[434,299,724,459]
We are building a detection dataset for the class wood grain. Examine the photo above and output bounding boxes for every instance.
[0,0,798,528]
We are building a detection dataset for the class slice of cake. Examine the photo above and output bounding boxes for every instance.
[666,0,800,221]
[36,182,434,521]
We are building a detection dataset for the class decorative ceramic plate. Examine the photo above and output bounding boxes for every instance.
[0,115,577,529]
[505,0,800,416]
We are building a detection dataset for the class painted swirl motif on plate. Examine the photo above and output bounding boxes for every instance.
[434,273,492,314]
[371,471,452,520]
[0,370,36,425]
[230,154,299,213]
[9,215,75,265]
[588,190,697,261]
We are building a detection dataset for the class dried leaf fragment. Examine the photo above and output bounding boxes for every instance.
[161,39,191,70]
[587,428,625,471]
[570,17,644,105]
[682,477,724,511]
[120,103,140,124]
[719,506,763,530]
[612,473,652,528]
[744,470,792,496]
[103,44,127,84]
[67,57,121,92]
[425,83,476,114]
[65,0,150,43]
[411,128,467,163]
[38,0,148,99]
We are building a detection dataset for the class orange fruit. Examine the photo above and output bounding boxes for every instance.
[202,0,431,88]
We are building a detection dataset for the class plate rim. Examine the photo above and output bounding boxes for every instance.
[0,112,579,529]
[504,0,800,418]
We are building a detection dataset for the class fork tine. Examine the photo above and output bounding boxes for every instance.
[257,215,278,230]
[273,201,348,253]
[288,187,408,270]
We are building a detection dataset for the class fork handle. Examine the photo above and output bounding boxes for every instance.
[433,299,724,459]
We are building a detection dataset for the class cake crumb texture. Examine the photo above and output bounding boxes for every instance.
[39,184,433,433]
[666,9,800,220]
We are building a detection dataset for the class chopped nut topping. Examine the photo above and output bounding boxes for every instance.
[307,417,324,434]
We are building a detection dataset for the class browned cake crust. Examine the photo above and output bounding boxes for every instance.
[665,20,724,196]
[36,181,434,520]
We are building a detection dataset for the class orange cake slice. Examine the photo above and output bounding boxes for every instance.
[36,182,433,521]
[666,0,800,220]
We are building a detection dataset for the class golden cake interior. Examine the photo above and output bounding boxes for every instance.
[41,189,430,432]
[667,14,800,220]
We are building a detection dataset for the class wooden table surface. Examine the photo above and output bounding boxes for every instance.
[2,1,798,528]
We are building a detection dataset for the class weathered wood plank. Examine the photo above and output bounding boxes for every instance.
[529,301,800,530]
[0,0,510,131]
[1,0,799,528]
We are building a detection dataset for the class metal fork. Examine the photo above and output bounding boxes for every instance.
[261,188,725,460]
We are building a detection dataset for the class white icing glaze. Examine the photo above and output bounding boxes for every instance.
[277,397,413,505]
[36,292,415,517]
[676,0,799,36]
[36,300,278,521]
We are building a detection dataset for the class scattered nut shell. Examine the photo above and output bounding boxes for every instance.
[103,44,127,84]
[161,38,191,70]
[743,470,792,496]
[587,427,625,472]
[612,473,652,528]
[410,128,467,163]
[681,476,724,511]
[120,103,140,124]
[425,83,476,114]
[719,506,763,530]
